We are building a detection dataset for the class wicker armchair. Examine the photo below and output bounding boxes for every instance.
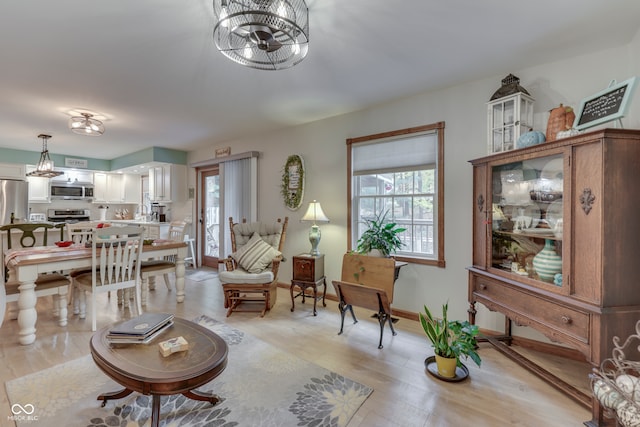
[219,217,288,317]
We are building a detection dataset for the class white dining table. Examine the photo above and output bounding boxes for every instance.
[3,241,187,345]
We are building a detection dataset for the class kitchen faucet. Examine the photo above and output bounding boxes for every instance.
[138,204,150,221]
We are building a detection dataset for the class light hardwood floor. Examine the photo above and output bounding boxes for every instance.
[0,269,594,426]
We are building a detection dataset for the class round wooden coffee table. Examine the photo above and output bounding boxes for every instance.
[90,317,228,427]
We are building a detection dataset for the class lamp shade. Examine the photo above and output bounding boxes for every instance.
[301,200,329,225]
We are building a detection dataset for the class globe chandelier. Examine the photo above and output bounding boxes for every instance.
[213,0,309,71]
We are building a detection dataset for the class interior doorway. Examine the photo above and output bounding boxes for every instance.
[199,167,220,268]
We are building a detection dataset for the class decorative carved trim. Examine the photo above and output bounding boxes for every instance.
[580,188,596,215]
[477,194,484,212]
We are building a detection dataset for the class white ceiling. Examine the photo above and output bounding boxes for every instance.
[1,0,639,160]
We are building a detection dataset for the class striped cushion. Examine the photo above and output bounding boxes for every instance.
[232,232,281,274]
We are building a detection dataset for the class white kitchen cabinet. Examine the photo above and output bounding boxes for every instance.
[51,169,94,183]
[27,176,50,202]
[149,165,170,202]
[93,172,141,204]
[93,173,108,202]
[106,174,124,202]
[149,164,186,203]
[93,173,122,203]
[0,162,25,180]
[123,174,141,204]
[25,165,50,202]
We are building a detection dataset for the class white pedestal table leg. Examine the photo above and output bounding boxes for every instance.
[16,266,38,345]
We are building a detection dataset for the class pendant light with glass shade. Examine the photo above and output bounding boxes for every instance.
[213,0,309,70]
[26,134,64,178]
[68,112,105,136]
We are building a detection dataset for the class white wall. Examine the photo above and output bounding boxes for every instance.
[188,36,640,337]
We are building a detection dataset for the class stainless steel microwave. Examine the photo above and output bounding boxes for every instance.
[49,182,94,200]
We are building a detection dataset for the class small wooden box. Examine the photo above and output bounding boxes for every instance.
[158,336,189,357]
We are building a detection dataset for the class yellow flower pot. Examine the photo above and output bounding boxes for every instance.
[435,355,458,378]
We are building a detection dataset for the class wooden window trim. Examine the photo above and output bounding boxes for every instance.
[346,121,445,267]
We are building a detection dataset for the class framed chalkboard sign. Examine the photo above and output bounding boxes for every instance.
[573,77,637,130]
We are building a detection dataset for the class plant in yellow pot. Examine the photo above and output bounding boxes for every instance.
[419,302,481,379]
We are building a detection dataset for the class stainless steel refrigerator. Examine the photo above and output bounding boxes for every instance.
[0,179,29,225]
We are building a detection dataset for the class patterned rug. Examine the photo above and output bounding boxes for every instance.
[6,315,373,426]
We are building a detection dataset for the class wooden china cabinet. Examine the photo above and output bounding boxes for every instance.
[468,128,640,426]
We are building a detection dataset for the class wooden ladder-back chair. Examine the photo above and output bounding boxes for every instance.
[74,225,144,331]
[219,216,288,317]
[332,253,398,348]
[0,223,70,326]
[140,220,187,294]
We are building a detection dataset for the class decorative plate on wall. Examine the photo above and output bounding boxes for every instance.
[281,154,305,210]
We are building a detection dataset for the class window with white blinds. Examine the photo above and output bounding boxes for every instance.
[347,122,445,266]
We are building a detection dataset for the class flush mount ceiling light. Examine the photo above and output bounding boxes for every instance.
[69,112,105,136]
[213,0,309,71]
[26,134,64,178]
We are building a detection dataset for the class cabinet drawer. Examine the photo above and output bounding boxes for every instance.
[293,258,315,281]
[473,277,589,343]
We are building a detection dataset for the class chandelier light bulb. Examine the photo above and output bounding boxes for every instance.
[244,43,254,59]
[219,7,229,27]
[277,1,288,19]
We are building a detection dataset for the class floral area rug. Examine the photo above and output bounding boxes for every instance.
[5,315,373,427]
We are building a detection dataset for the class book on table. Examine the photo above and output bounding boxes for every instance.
[107,313,174,344]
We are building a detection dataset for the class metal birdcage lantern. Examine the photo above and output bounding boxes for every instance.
[487,74,535,153]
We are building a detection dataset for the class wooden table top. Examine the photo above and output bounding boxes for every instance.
[90,317,228,396]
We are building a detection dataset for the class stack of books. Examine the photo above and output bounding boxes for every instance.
[107,313,174,344]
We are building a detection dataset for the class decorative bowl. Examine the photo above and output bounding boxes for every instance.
[55,241,73,247]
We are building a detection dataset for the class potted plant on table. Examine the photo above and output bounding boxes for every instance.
[355,210,406,257]
[419,302,481,379]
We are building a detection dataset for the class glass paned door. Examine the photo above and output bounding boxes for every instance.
[200,168,220,268]
[490,154,565,287]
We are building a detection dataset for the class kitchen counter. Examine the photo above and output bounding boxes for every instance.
[106,220,170,239]
[107,219,168,225]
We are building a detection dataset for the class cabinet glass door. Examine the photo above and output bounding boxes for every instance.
[491,154,564,286]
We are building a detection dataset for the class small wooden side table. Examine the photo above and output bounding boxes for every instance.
[290,253,327,316]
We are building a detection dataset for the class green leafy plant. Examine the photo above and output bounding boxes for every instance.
[419,302,481,368]
[355,210,406,257]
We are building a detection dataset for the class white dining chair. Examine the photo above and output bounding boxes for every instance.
[0,223,70,326]
[74,225,144,331]
[139,220,187,294]
[66,221,96,314]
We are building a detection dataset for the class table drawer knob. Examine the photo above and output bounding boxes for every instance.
[561,315,572,324]
[479,283,487,290]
